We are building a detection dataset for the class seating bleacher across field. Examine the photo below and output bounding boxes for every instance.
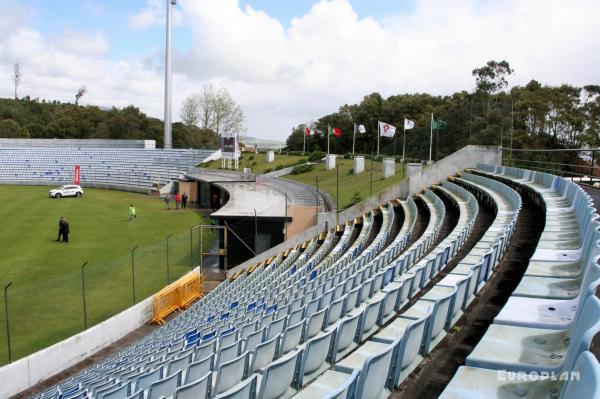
[0,147,213,191]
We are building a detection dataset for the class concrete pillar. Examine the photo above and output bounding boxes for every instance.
[383,158,395,179]
[243,168,252,174]
[266,151,275,163]
[407,163,422,177]
[326,154,336,170]
[353,156,365,175]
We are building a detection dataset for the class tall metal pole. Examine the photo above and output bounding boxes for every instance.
[199,228,203,276]
[352,123,356,156]
[402,125,406,161]
[166,233,173,283]
[510,100,514,165]
[469,96,473,145]
[336,165,339,213]
[376,121,380,157]
[163,0,175,149]
[131,245,139,305]
[4,282,12,363]
[190,227,194,270]
[429,113,434,162]
[81,261,89,330]
[284,193,288,241]
[370,151,373,196]
[254,209,258,254]
[315,176,319,225]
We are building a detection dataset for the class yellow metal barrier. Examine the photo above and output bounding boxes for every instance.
[179,273,203,309]
[152,272,204,324]
[152,284,180,325]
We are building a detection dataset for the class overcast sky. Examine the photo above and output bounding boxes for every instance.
[1,0,599,140]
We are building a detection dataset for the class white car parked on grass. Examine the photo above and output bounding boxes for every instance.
[49,185,84,198]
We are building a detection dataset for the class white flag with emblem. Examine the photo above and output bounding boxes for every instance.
[358,124,366,134]
[378,121,396,137]
[404,118,415,130]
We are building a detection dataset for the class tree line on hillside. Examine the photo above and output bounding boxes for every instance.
[0,98,219,149]
[286,61,600,162]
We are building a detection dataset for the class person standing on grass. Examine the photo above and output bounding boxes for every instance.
[56,216,66,241]
[175,192,181,210]
[61,218,70,243]
[164,194,171,210]
[129,204,137,221]
[182,192,188,209]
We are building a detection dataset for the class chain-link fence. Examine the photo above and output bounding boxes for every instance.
[0,227,214,366]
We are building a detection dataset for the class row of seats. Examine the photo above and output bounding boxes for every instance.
[34,166,600,399]
[440,164,600,398]
[0,148,212,190]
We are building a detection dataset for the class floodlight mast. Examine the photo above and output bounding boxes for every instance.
[163,0,176,149]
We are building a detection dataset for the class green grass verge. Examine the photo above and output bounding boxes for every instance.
[200,154,307,174]
[286,158,405,209]
[0,186,212,364]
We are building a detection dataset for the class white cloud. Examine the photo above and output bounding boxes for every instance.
[1,0,599,141]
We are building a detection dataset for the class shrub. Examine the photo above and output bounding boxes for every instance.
[308,151,325,161]
[343,153,353,159]
[251,161,257,167]
[296,158,308,165]
[291,164,314,175]
[248,155,255,160]
[349,191,362,206]
[264,168,273,173]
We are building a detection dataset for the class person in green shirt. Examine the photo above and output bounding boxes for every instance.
[129,204,136,221]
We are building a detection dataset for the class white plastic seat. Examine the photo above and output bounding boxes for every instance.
[175,372,211,399]
[148,370,182,399]
[213,351,249,396]
[297,328,336,387]
[186,354,213,384]
[466,296,600,373]
[331,312,361,362]
[214,374,257,399]
[439,351,600,399]
[248,335,278,375]
[278,320,305,356]
[256,349,302,399]
[291,369,358,399]
[335,339,398,399]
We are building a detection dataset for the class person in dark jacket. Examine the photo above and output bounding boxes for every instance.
[57,217,70,243]
[56,217,65,242]
[181,192,188,209]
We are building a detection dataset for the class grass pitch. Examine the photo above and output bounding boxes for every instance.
[0,186,210,364]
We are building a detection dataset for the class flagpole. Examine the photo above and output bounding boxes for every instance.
[377,121,380,157]
[303,127,306,155]
[429,113,433,162]
[327,125,330,155]
[352,123,356,156]
[402,123,406,161]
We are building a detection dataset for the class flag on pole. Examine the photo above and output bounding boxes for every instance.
[357,124,366,134]
[305,126,314,136]
[432,117,448,130]
[328,126,342,137]
[404,119,415,130]
[378,121,396,137]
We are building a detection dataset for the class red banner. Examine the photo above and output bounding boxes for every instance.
[74,165,81,185]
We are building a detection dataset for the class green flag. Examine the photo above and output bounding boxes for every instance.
[432,118,448,130]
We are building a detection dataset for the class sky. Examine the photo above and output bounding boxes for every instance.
[0,0,599,141]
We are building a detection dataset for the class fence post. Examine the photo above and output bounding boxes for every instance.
[131,245,139,305]
[81,261,89,330]
[4,282,12,364]
[591,150,595,185]
[166,234,173,284]
[190,227,194,270]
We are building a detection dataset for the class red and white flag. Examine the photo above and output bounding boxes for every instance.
[378,121,396,137]
[305,126,314,136]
